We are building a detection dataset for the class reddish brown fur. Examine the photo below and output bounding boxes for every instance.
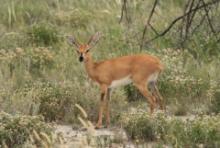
[84,54,163,85]
[69,34,164,129]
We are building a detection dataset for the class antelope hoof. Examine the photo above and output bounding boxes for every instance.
[95,124,102,129]
[104,124,110,129]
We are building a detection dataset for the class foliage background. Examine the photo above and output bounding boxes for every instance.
[0,0,220,147]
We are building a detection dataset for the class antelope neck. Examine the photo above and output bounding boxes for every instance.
[84,53,95,77]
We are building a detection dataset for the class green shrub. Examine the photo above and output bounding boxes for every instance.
[27,23,59,46]
[158,49,210,105]
[34,81,98,124]
[124,85,144,102]
[166,119,189,146]
[121,112,220,147]
[0,112,52,147]
[187,116,220,147]
[123,113,155,141]
[37,83,75,122]
[27,47,54,76]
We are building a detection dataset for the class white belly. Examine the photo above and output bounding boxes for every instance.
[109,75,132,88]
[147,72,159,84]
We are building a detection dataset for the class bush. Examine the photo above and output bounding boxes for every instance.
[158,49,211,103]
[124,85,144,102]
[37,82,75,122]
[27,23,59,46]
[121,112,220,147]
[27,47,54,76]
[123,113,155,141]
[33,81,98,124]
[0,112,52,147]
[0,78,127,125]
[187,116,220,147]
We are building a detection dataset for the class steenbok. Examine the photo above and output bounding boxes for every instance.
[67,32,164,129]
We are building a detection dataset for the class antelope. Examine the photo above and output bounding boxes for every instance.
[67,32,164,129]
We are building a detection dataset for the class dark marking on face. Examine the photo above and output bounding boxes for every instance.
[79,54,84,62]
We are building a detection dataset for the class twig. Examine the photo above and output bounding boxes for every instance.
[180,0,191,40]
[119,0,130,23]
[140,0,159,50]
[177,13,206,48]
[201,0,216,35]
[182,0,202,46]
[143,0,220,45]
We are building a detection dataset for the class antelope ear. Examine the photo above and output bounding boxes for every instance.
[87,32,102,49]
[66,36,80,48]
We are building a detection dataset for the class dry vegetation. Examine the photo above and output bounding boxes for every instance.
[0,0,220,147]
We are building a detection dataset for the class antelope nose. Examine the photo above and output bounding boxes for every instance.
[79,56,84,62]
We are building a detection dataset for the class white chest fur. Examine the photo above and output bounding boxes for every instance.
[109,75,132,88]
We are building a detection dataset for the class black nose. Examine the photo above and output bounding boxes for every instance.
[79,56,84,62]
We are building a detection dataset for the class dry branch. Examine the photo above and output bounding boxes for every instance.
[119,0,130,23]
[140,0,159,50]
[141,0,220,48]
[201,0,216,35]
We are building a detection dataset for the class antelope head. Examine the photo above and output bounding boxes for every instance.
[67,32,102,62]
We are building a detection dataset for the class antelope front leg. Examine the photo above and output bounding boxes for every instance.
[96,85,107,129]
[105,88,111,128]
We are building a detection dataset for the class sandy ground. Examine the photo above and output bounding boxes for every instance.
[54,124,135,148]
[53,115,196,148]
